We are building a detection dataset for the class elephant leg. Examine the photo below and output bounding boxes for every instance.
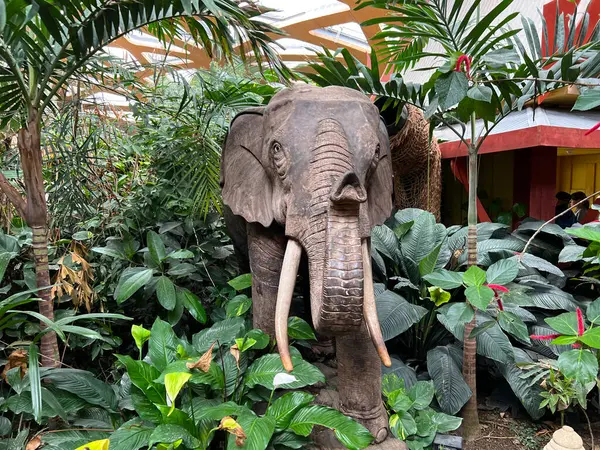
[247,222,286,337]
[336,325,389,443]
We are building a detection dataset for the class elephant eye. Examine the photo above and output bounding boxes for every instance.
[271,141,289,179]
[374,144,381,161]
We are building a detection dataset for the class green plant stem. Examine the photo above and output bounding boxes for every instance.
[580,405,594,450]
[266,386,276,410]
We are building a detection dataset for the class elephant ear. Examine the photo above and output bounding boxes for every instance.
[368,120,394,227]
[221,108,273,227]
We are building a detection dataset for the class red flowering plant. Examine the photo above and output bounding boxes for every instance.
[530,300,600,386]
[423,257,531,344]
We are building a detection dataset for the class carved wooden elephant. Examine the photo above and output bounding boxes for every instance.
[220,85,440,444]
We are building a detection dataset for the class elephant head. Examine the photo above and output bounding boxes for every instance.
[221,85,393,371]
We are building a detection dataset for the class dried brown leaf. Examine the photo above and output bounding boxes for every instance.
[230,343,240,369]
[25,436,41,450]
[186,342,216,372]
[219,416,246,446]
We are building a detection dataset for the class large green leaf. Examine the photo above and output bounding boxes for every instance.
[545,311,580,336]
[109,418,153,450]
[465,285,495,310]
[156,276,176,311]
[289,405,374,450]
[115,355,165,404]
[147,230,167,265]
[423,269,464,289]
[244,354,324,390]
[148,319,178,372]
[587,298,600,324]
[374,284,428,341]
[434,71,469,109]
[515,281,578,311]
[463,266,486,287]
[558,349,598,385]
[573,88,600,111]
[486,258,518,285]
[192,317,245,353]
[114,268,154,304]
[438,311,515,363]
[266,392,315,430]
[227,410,275,450]
[41,431,111,450]
[177,289,207,324]
[566,226,600,241]
[287,317,316,340]
[228,273,252,291]
[518,253,564,277]
[372,225,399,262]
[390,411,417,440]
[407,381,435,411]
[149,424,201,449]
[498,311,530,344]
[43,369,118,411]
[382,357,418,389]
[426,346,471,415]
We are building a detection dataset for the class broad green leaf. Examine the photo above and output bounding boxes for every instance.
[167,249,194,259]
[115,268,154,304]
[266,392,314,429]
[149,319,178,372]
[382,373,405,398]
[177,289,207,324]
[269,432,310,449]
[463,266,486,287]
[469,320,497,338]
[566,226,600,241]
[580,327,600,349]
[227,410,275,450]
[419,243,442,276]
[465,285,495,310]
[408,381,435,410]
[115,355,165,404]
[109,418,153,450]
[432,412,462,433]
[156,276,177,311]
[165,372,192,414]
[244,354,324,390]
[423,269,463,289]
[147,231,167,265]
[434,71,468,109]
[498,311,530,344]
[389,411,417,440]
[467,85,493,103]
[91,247,127,260]
[149,424,201,449]
[388,390,413,412]
[486,258,518,285]
[245,329,270,350]
[131,325,151,354]
[131,387,162,422]
[72,231,93,241]
[43,369,118,411]
[573,88,600,111]
[0,251,12,283]
[289,405,374,450]
[551,335,579,345]
[558,349,598,385]
[287,316,316,340]
[438,303,474,328]
[235,337,257,352]
[375,285,428,341]
[192,317,245,354]
[228,273,252,291]
[226,295,252,318]
[428,286,451,307]
[587,298,600,324]
[545,311,580,336]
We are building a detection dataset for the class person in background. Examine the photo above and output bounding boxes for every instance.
[582,197,600,224]
[571,191,590,223]
[555,191,577,228]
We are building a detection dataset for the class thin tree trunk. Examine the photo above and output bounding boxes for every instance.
[17,110,59,367]
[462,113,480,440]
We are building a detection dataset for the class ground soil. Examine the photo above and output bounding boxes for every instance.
[463,410,600,450]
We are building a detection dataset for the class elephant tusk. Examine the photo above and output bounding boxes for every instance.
[362,239,392,367]
[275,239,303,372]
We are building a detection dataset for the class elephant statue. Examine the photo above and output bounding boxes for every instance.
[220,84,440,445]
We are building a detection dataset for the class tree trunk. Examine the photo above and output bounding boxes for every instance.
[17,110,60,367]
[461,115,480,440]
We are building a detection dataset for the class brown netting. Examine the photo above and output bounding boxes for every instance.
[389,105,442,221]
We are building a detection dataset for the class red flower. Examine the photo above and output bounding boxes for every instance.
[497,298,504,311]
[577,307,585,336]
[455,55,472,78]
[573,343,582,349]
[530,334,561,341]
[487,284,509,293]
[585,121,600,136]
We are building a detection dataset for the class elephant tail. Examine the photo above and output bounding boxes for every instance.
[389,105,442,221]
